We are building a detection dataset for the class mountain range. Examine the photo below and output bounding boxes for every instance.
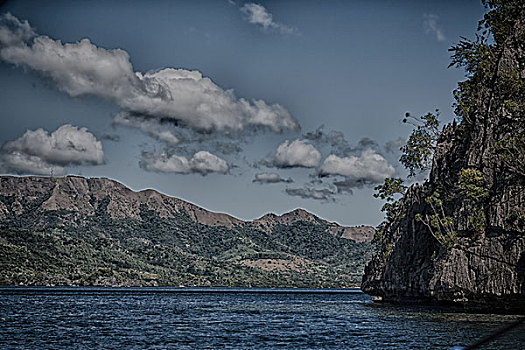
[0,175,374,287]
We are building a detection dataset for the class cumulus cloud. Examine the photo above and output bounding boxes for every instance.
[423,14,446,42]
[330,179,367,194]
[101,134,120,142]
[0,13,34,46]
[140,150,229,175]
[273,139,321,168]
[214,141,242,155]
[0,13,299,137]
[285,187,335,201]
[385,137,405,154]
[190,151,229,175]
[355,137,379,151]
[0,153,64,176]
[303,126,386,158]
[0,124,104,175]
[303,126,351,155]
[240,3,297,35]
[253,172,293,184]
[113,112,179,145]
[320,149,395,191]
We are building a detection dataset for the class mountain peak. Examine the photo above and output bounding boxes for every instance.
[0,174,376,287]
[0,175,374,242]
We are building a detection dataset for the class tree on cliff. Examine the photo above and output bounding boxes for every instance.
[374,0,525,246]
[362,0,525,312]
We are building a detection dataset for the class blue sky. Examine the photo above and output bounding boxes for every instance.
[0,0,486,225]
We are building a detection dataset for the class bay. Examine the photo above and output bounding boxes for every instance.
[0,287,523,349]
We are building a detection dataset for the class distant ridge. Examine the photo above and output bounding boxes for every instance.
[0,175,374,287]
[0,175,374,242]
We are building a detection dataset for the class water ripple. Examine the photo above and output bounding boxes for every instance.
[0,288,523,349]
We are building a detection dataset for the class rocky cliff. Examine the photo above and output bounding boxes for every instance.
[362,2,525,312]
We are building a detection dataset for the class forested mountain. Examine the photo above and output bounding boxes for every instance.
[0,175,373,287]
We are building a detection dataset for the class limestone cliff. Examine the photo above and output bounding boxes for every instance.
[361,2,525,312]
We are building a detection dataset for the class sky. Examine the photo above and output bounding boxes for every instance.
[0,0,487,226]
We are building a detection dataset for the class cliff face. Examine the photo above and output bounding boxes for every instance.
[362,7,525,312]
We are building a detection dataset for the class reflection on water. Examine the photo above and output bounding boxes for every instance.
[0,287,523,349]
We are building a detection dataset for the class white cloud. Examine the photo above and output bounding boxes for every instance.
[190,151,229,175]
[0,152,65,176]
[140,153,190,174]
[113,112,179,145]
[0,124,104,175]
[274,139,321,168]
[0,12,34,46]
[303,126,352,156]
[423,14,446,42]
[385,137,405,154]
[0,13,300,136]
[140,150,229,175]
[241,3,297,35]
[253,172,293,184]
[285,187,335,201]
[214,142,242,155]
[320,149,395,184]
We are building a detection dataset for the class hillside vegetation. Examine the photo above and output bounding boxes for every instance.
[0,176,373,287]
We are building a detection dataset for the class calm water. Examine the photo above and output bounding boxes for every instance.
[0,287,523,349]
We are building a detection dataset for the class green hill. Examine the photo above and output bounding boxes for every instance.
[0,176,373,287]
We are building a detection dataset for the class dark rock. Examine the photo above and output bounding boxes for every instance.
[362,6,525,313]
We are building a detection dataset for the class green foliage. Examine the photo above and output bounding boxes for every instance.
[455,168,489,235]
[400,111,441,177]
[0,197,373,287]
[449,36,495,124]
[499,66,525,120]
[415,191,458,249]
[373,178,407,244]
[372,0,523,255]
[384,243,393,258]
[500,68,525,102]
[480,0,525,45]
[457,168,489,201]
[374,111,442,241]
[373,178,406,214]
[493,134,525,178]
[467,207,487,235]
[449,35,494,78]
[450,0,524,124]
[449,34,495,78]
[373,178,407,202]
[372,225,383,244]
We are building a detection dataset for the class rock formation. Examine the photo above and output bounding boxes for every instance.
[361,2,525,312]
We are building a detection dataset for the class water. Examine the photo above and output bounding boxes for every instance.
[0,287,523,349]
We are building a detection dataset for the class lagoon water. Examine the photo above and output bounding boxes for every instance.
[0,287,523,349]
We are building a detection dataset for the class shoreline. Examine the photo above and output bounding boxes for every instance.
[0,286,363,295]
